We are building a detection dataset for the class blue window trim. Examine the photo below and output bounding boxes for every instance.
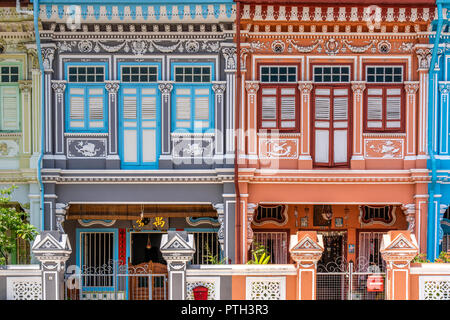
[65,62,108,133]
[75,228,118,292]
[118,62,161,169]
[171,62,215,133]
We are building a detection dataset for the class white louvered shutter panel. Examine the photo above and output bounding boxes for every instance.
[280,88,296,128]
[1,87,19,130]
[88,88,104,129]
[314,92,330,120]
[386,88,402,129]
[69,87,84,128]
[123,95,137,120]
[261,88,277,128]
[367,88,383,129]
[142,96,156,120]
[195,96,209,120]
[333,96,348,120]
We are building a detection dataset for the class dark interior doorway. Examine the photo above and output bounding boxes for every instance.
[131,233,166,265]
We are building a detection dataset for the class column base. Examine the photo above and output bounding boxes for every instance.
[297,157,313,169]
[105,156,121,169]
[350,156,365,169]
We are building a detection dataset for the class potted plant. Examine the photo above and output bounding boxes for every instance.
[410,253,429,267]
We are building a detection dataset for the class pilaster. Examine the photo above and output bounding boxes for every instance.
[51,80,67,169]
[105,81,120,169]
[158,81,174,169]
[212,81,227,164]
[404,81,420,169]
[298,81,313,169]
[244,81,259,167]
[350,81,366,169]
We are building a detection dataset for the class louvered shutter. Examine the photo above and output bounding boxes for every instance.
[314,89,330,120]
[333,89,348,121]
[280,88,296,128]
[366,88,383,129]
[69,87,85,128]
[123,95,137,120]
[314,88,331,163]
[1,86,19,130]
[261,88,277,128]
[386,88,402,129]
[88,88,104,128]
[333,89,348,163]
[141,96,156,120]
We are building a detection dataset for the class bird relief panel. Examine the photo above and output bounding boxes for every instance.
[364,139,404,159]
[67,138,107,159]
[172,136,213,158]
[259,138,298,159]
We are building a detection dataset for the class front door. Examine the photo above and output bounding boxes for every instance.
[313,86,351,167]
[120,86,160,169]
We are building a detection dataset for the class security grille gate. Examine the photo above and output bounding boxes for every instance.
[64,260,167,300]
[252,232,288,264]
[316,257,386,300]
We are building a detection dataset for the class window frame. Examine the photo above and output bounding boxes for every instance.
[363,63,406,133]
[65,62,108,133]
[257,63,301,132]
[171,62,215,133]
[0,62,22,132]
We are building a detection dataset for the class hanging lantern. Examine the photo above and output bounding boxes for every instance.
[146,234,152,249]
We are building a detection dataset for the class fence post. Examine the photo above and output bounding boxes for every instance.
[380,231,419,300]
[160,231,195,300]
[289,231,324,300]
[31,231,72,300]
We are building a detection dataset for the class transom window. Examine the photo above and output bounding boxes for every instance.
[254,205,287,224]
[366,66,403,83]
[68,66,105,82]
[174,66,211,83]
[121,66,158,82]
[360,205,394,225]
[313,66,350,83]
[260,66,297,83]
[0,66,19,83]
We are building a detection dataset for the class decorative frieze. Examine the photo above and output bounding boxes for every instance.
[66,138,107,159]
[364,139,404,159]
[259,138,299,160]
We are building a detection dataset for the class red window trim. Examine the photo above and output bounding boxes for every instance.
[363,84,405,133]
[257,83,300,132]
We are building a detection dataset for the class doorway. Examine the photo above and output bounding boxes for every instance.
[130,233,166,265]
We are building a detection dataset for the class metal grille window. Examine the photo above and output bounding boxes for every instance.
[0,66,19,83]
[252,232,288,264]
[443,235,450,252]
[192,232,221,265]
[314,66,350,83]
[366,66,403,83]
[68,66,105,82]
[175,66,211,83]
[260,66,297,83]
[360,206,394,224]
[80,232,114,287]
[358,232,386,272]
[254,205,286,224]
[121,66,158,82]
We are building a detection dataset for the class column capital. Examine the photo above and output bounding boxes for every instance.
[298,81,313,94]
[351,81,366,94]
[213,202,224,214]
[404,81,420,94]
[401,204,416,233]
[247,203,258,251]
[213,203,225,253]
[439,83,450,94]
[51,80,67,94]
[245,81,260,94]
[41,47,55,71]
[415,47,432,70]
[221,46,237,71]
[18,80,32,92]
[104,80,120,94]
[158,81,174,94]
[212,81,227,95]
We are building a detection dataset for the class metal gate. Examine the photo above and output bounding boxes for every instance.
[316,257,386,300]
[64,260,168,300]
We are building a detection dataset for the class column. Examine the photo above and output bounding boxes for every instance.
[380,231,419,300]
[245,81,259,167]
[18,80,32,168]
[402,204,416,236]
[51,80,67,169]
[404,82,420,169]
[221,46,237,166]
[55,203,69,233]
[158,81,174,169]
[31,68,42,169]
[213,203,225,257]
[350,81,366,169]
[245,202,257,262]
[42,46,56,168]
[212,81,227,165]
[289,231,324,300]
[298,82,313,169]
[105,81,120,169]
[160,231,195,300]
[32,231,72,300]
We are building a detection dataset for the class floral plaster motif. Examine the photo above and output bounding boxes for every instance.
[259,139,298,159]
[364,139,404,159]
[0,140,19,157]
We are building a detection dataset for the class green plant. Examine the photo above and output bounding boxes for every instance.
[435,251,450,263]
[203,244,227,265]
[0,186,38,265]
[412,253,429,263]
[247,242,271,264]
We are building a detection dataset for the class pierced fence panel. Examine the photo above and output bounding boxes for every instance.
[317,258,386,300]
[64,260,167,300]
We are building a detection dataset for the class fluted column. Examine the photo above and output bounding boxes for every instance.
[212,81,226,163]
[350,81,366,169]
[105,81,120,169]
[51,80,67,168]
[404,82,420,169]
[245,81,259,166]
[298,81,313,169]
[158,81,174,169]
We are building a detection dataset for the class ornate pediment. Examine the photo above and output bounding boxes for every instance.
[383,233,417,251]
[291,236,322,251]
[160,231,195,252]
[32,231,72,252]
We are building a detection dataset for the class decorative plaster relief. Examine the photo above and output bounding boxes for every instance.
[172,136,213,158]
[67,138,106,159]
[364,139,404,159]
[0,140,19,157]
[259,138,298,159]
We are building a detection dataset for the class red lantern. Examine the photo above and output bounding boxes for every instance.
[367,275,384,292]
[193,286,209,300]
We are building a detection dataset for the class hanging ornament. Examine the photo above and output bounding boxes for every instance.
[146,234,152,249]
